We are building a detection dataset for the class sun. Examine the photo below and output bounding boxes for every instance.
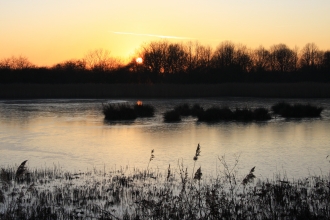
[136,57,143,64]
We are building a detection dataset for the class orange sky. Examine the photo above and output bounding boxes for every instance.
[1,0,330,66]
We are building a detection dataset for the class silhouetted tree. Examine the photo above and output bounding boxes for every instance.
[140,41,168,74]
[52,59,87,72]
[211,42,252,73]
[322,51,330,72]
[212,41,236,70]
[184,41,212,73]
[84,49,121,71]
[300,43,322,70]
[0,56,35,70]
[252,46,271,72]
[269,44,297,72]
[164,43,188,74]
[235,44,253,72]
[194,43,212,72]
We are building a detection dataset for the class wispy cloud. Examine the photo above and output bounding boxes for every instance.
[110,31,195,40]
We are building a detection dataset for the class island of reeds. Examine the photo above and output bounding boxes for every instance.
[162,102,323,122]
[102,101,155,120]
[1,145,330,219]
[102,101,324,123]
[271,102,324,118]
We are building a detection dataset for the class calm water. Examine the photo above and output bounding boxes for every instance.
[0,98,330,179]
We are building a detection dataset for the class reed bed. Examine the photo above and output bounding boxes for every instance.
[102,103,137,120]
[133,103,155,118]
[271,102,324,118]
[102,102,155,120]
[1,146,330,219]
[163,104,272,122]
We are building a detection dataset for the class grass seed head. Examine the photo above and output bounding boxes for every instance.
[194,167,202,180]
[193,144,201,161]
[16,160,28,178]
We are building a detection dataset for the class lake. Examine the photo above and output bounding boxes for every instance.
[0,98,329,180]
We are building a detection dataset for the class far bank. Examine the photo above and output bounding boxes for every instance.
[1,83,330,99]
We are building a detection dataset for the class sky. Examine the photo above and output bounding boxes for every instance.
[1,0,330,66]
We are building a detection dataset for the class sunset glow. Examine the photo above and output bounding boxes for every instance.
[136,57,143,64]
[1,1,330,66]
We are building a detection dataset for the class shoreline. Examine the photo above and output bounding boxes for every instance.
[1,83,330,99]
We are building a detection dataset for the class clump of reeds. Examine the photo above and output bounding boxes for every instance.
[174,103,191,116]
[163,103,204,122]
[271,102,324,118]
[198,106,233,122]
[102,103,137,120]
[190,104,204,117]
[102,102,156,120]
[198,106,272,122]
[163,110,181,122]
[163,103,272,122]
[134,103,155,117]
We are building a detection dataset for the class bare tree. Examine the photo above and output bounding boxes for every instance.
[252,46,271,72]
[321,51,330,71]
[300,43,322,70]
[269,44,297,72]
[165,43,188,74]
[84,49,121,71]
[53,59,86,71]
[235,44,253,72]
[140,41,168,74]
[211,41,252,72]
[0,56,35,70]
[193,42,212,71]
[212,41,236,70]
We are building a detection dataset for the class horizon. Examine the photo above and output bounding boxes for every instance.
[1,1,330,66]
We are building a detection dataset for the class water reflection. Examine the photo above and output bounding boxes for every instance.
[0,98,329,179]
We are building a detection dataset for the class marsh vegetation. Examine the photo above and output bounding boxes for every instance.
[163,103,283,123]
[102,102,155,120]
[271,102,324,118]
[1,146,330,219]
[103,102,323,122]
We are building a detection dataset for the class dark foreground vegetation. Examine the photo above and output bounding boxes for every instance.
[272,102,324,118]
[1,146,330,219]
[164,104,275,122]
[102,102,155,120]
[1,42,330,85]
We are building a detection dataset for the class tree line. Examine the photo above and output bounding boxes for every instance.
[1,41,330,84]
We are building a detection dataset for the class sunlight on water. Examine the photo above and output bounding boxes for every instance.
[0,98,329,179]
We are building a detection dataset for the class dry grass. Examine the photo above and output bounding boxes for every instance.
[1,147,330,219]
